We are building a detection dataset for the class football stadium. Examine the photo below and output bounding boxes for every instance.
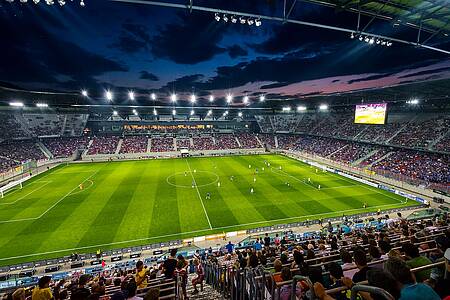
[0,0,449,299]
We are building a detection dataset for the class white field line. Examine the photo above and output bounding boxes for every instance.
[0,181,52,205]
[0,169,100,224]
[270,167,317,190]
[185,159,213,229]
[0,199,408,262]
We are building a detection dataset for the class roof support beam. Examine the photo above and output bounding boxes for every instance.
[109,0,450,55]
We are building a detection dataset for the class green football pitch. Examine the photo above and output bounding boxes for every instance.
[0,154,418,266]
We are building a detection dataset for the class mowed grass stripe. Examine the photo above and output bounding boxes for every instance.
[149,159,181,236]
[0,166,102,259]
[0,154,421,266]
[113,160,160,242]
[77,162,142,247]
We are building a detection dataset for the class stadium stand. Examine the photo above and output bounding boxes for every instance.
[87,136,120,155]
[120,136,148,154]
[151,137,175,152]
[214,134,239,149]
[43,137,89,158]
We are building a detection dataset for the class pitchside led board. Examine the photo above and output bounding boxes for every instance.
[354,103,387,125]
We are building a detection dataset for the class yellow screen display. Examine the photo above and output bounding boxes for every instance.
[354,103,387,125]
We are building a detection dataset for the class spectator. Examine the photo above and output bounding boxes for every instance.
[279,267,303,300]
[272,259,283,283]
[225,241,234,254]
[134,261,148,288]
[125,281,141,300]
[71,274,91,300]
[264,233,271,247]
[174,260,188,299]
[12,288,26,300]
[32,276,53,300]
[161,249,178,279]
[191,259,204,294]
[352,249,371,283]
[402,242,432,282]
[143,288,159,300]
[384,257,440,300]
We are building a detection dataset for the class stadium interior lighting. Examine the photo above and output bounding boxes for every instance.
[209,95,214,102]
[128,91,135,101]
[247,19,254,26]
[80,0,85,6]
[407,99,419,105]
[153,108,158,116]
[33,0,40,3]
[255,18,262,26]
[105,90,113,101]
[9,102,24,107]
[243,95,249,104]
[170,93,177,102]
[239,17,246,24]
[259,95,265,102]
[112,110,118,116]
[297,105,307,111]
[231,15,237,23]
[150,93,156,100]
[132,109,138,115]
[215,13,261,27]
[207,109,212,116]
[36,103,48,108]
[282,106,291,112]
[190,94,196,103]
[172,109,176,115]
[319,104,328,110]
[354,34,393,47]
[190,109,195,116]
[58,0,65,5]
[223,14,229,22]
[238,111,243,117]
[214,13,220,21]
[81,90,88,97]
[226,94,233,104]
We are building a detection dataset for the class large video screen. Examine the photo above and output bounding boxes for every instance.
[354,103,387,125]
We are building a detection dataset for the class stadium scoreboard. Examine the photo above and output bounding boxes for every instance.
[354,103,387,125]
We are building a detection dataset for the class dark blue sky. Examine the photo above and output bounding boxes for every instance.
[1,0,449,104]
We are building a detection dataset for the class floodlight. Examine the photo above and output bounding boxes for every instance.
[209,95,214,102]
[151,93,156,100]
[231,15,237,23]
[243,96,249,104]
[190,109,195,116]
[359,36,363,41]
[259,95,265,102]
[214,13,220,21]
[247,19,254,26]
[207,109,212,116]
[105,90,113,101]
[239,17,246,24]
[350,32,355,39]
[297,106,307,111]
[36,103,48,108]
[81,90,88,97]
[319,104,328,110]
[282,106,291,112]
[170,94,177,102]
[128,91,135,100]
[9,102,24,107]
[190,94,196,103]
[80,0,85,6]
[369,38,374,44]
[238,112,243,117]
[113,110,118,116]
[58,0,65,5]
[132,109,138,115]
[223,14,228,22]
[153,109,158,116]
[255,19,261,26]
[226,94,233,104]
[172,109,176,115]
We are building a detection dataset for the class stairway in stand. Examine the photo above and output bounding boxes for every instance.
[185,273,225,300]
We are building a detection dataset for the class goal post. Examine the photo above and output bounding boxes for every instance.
[0,176,30,198]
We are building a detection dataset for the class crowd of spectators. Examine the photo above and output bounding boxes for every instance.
[236,133,262,149]
[292,136,349,158]
[390,117,450,149]
[150,138,175,152]
[371,150,450,184]
[0,114,28,140]
[87,137,120,155]
[258,134,276,149]
[43,137,89,158]
[330,144,376,164]
[359,148,390,167]
[0,141,46,163]
[191,137,217,151]
[119,136,148,154]
[175,138,191,150]
[205,214,450,300]
[277,135,299,151]
[214,134,239,149]
[435,134,450,153]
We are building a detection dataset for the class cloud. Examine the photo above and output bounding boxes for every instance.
[112,22,151,53]
[139,71,159,81]
[227,45,248,58]
[160,74,205,92]
[348,73,395,84]
[0,7,129,91]
[398,66,450,79]
[260,82,290,89]
[149,11,227,64]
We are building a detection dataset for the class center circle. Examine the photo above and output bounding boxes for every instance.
[166,171,219,188]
